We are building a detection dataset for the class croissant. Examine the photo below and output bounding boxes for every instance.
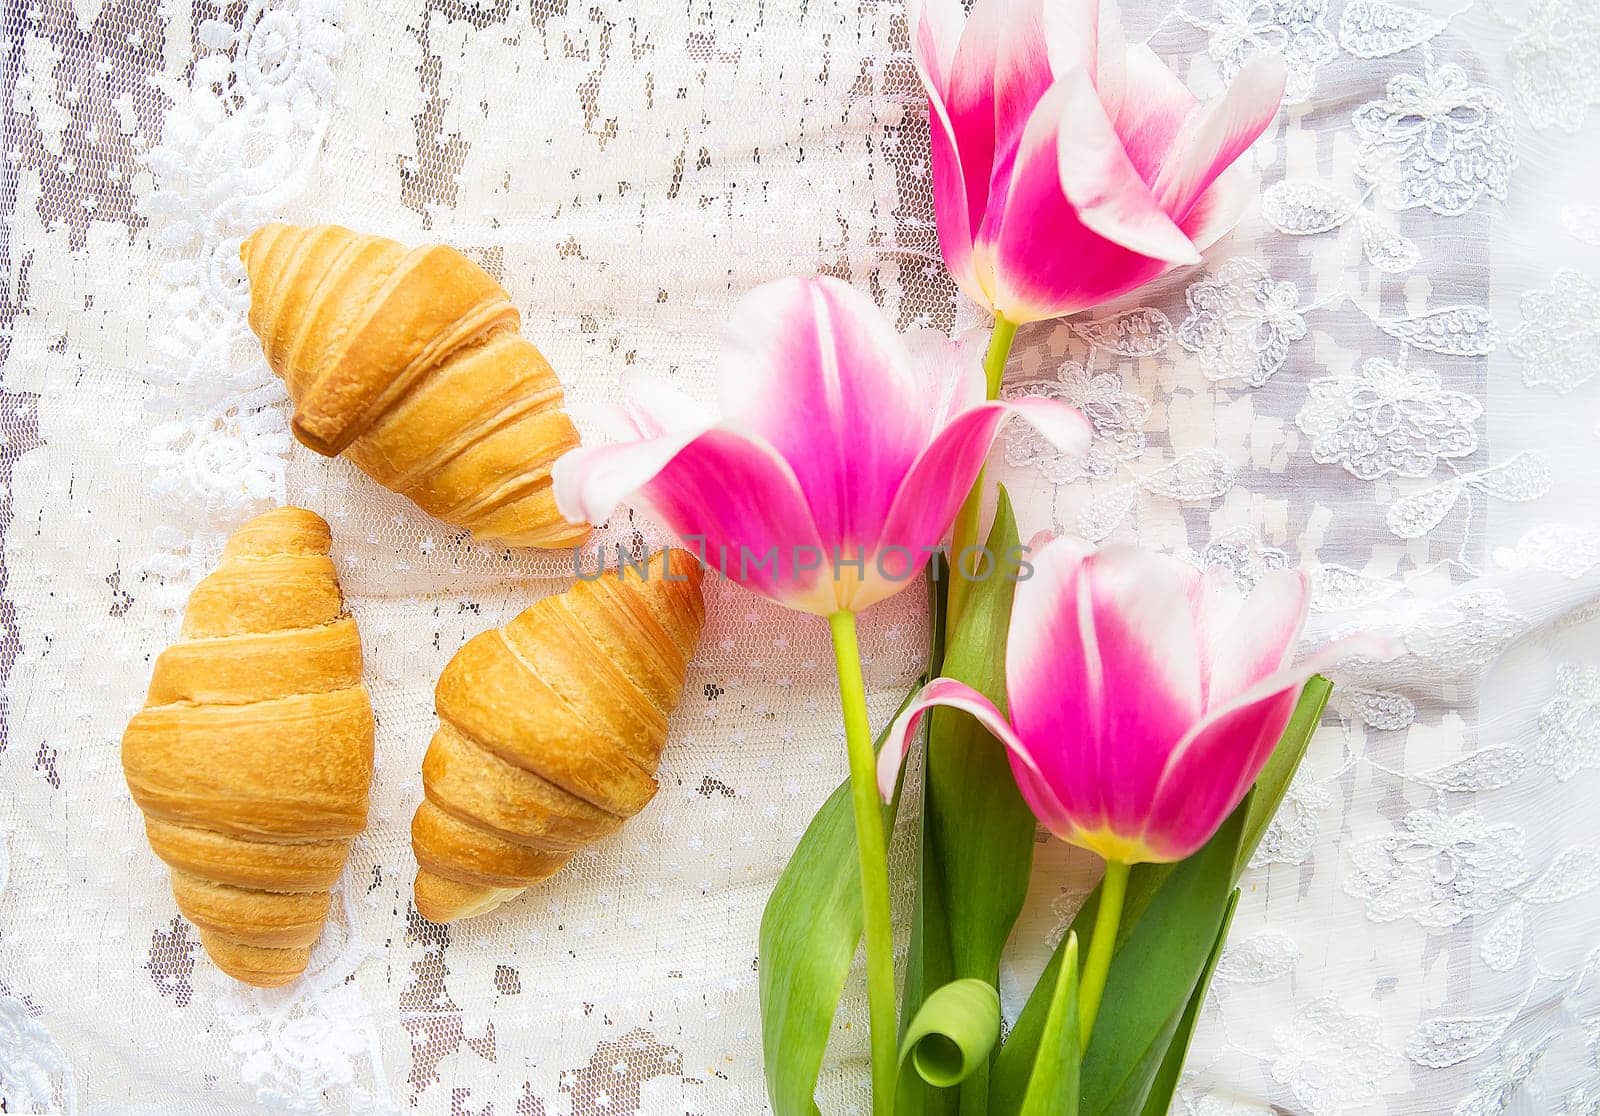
[412,549,706,923]
[240,223,589,549]
[122,507,375,987]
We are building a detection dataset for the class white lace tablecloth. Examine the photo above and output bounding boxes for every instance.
[4,0,1600,1112]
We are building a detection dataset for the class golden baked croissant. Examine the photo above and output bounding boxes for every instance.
[122,507,375,987]
[240,223,589,549]
[412,549,706,923]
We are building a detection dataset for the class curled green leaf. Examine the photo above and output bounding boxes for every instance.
[899,978,1002,1089]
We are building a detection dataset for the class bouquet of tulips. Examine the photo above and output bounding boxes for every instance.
[556,0,1393,1111]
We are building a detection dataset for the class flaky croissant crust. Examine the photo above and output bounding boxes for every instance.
[122,507,375,987]
[241,223,589,550]
[412,549,707,923]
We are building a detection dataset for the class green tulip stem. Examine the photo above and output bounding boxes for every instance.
[982,315,1020,399]
[827,609,897,1115]
[1077,858,1130,1048]
[947,314,1020,625]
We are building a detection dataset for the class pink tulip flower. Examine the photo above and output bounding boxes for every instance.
[552,276,1090,616]
[913,0,1288,324]
[877,536,1396,863]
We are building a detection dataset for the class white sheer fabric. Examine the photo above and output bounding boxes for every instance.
[2,0,1598,1112]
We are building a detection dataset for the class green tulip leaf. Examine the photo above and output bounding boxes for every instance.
[1140,890,1241,1116]
[756,762,877,1116]
[1018,932,1080,1116]
[932,489,1035,981]
[1077,797,1246,1115]
[899,978,1003,1089]
[900,488,1036,1115]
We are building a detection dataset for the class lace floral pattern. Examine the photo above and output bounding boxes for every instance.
[1001,363,1150,483]
[1177,259,1306,386]
[1215,930,1300,984]
[1353,64,1516,216]
[1494,523,1600,578]
[140,0,345,599]
[1452,1038,1552,1115]
[1508,270,1599,394]
[1178,0,1338,102]
[1346,806,1528,929]
[146,407,293,514]
[1295,356,1482,480]
[1377,304,1498,357]
[1564,204,1600,245]
[1075,450,1239,541]
[223,3,344,126]
[0,988,76,1113]
[1389,588,1529,678]
[213,890,388,1111]
[1271,997,1400,1114]
[1186,528,1290,591]
[1263,178,1422,271]
[1384,452,1551,541]
[1507,0,1600,133]
[1534,664,1600,780]
[1338,0,1448,58]
[1564,1085,1600,1115]
[1182,1095,1274,1116]
[1250,763,1333,866]
[218,980,390,1111]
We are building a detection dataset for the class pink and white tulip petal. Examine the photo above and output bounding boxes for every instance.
[981,72,1195,322]
[872,396,1088,596]
[1075,548,1207,837]
[1108,45,1200,187]
[1039,0,1109,94]
[894,528,1399,865]
[998,536,1105,827]
[553,276,1090,617]
[551,373,712,526]
[912,0,1285,326]
[1139,685,1302,860]
[908,0,965,94]
[717,276,931,547]
[911,0,982,303]
[943,0,1004,235]
[1178,161,1255,251]
[1195,567,1310,708]
[992,0,1059,166]
[1142,631,1400,859]
[875,677,1072,836]
[554,424,835,611]
[1155,53,1287,222]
